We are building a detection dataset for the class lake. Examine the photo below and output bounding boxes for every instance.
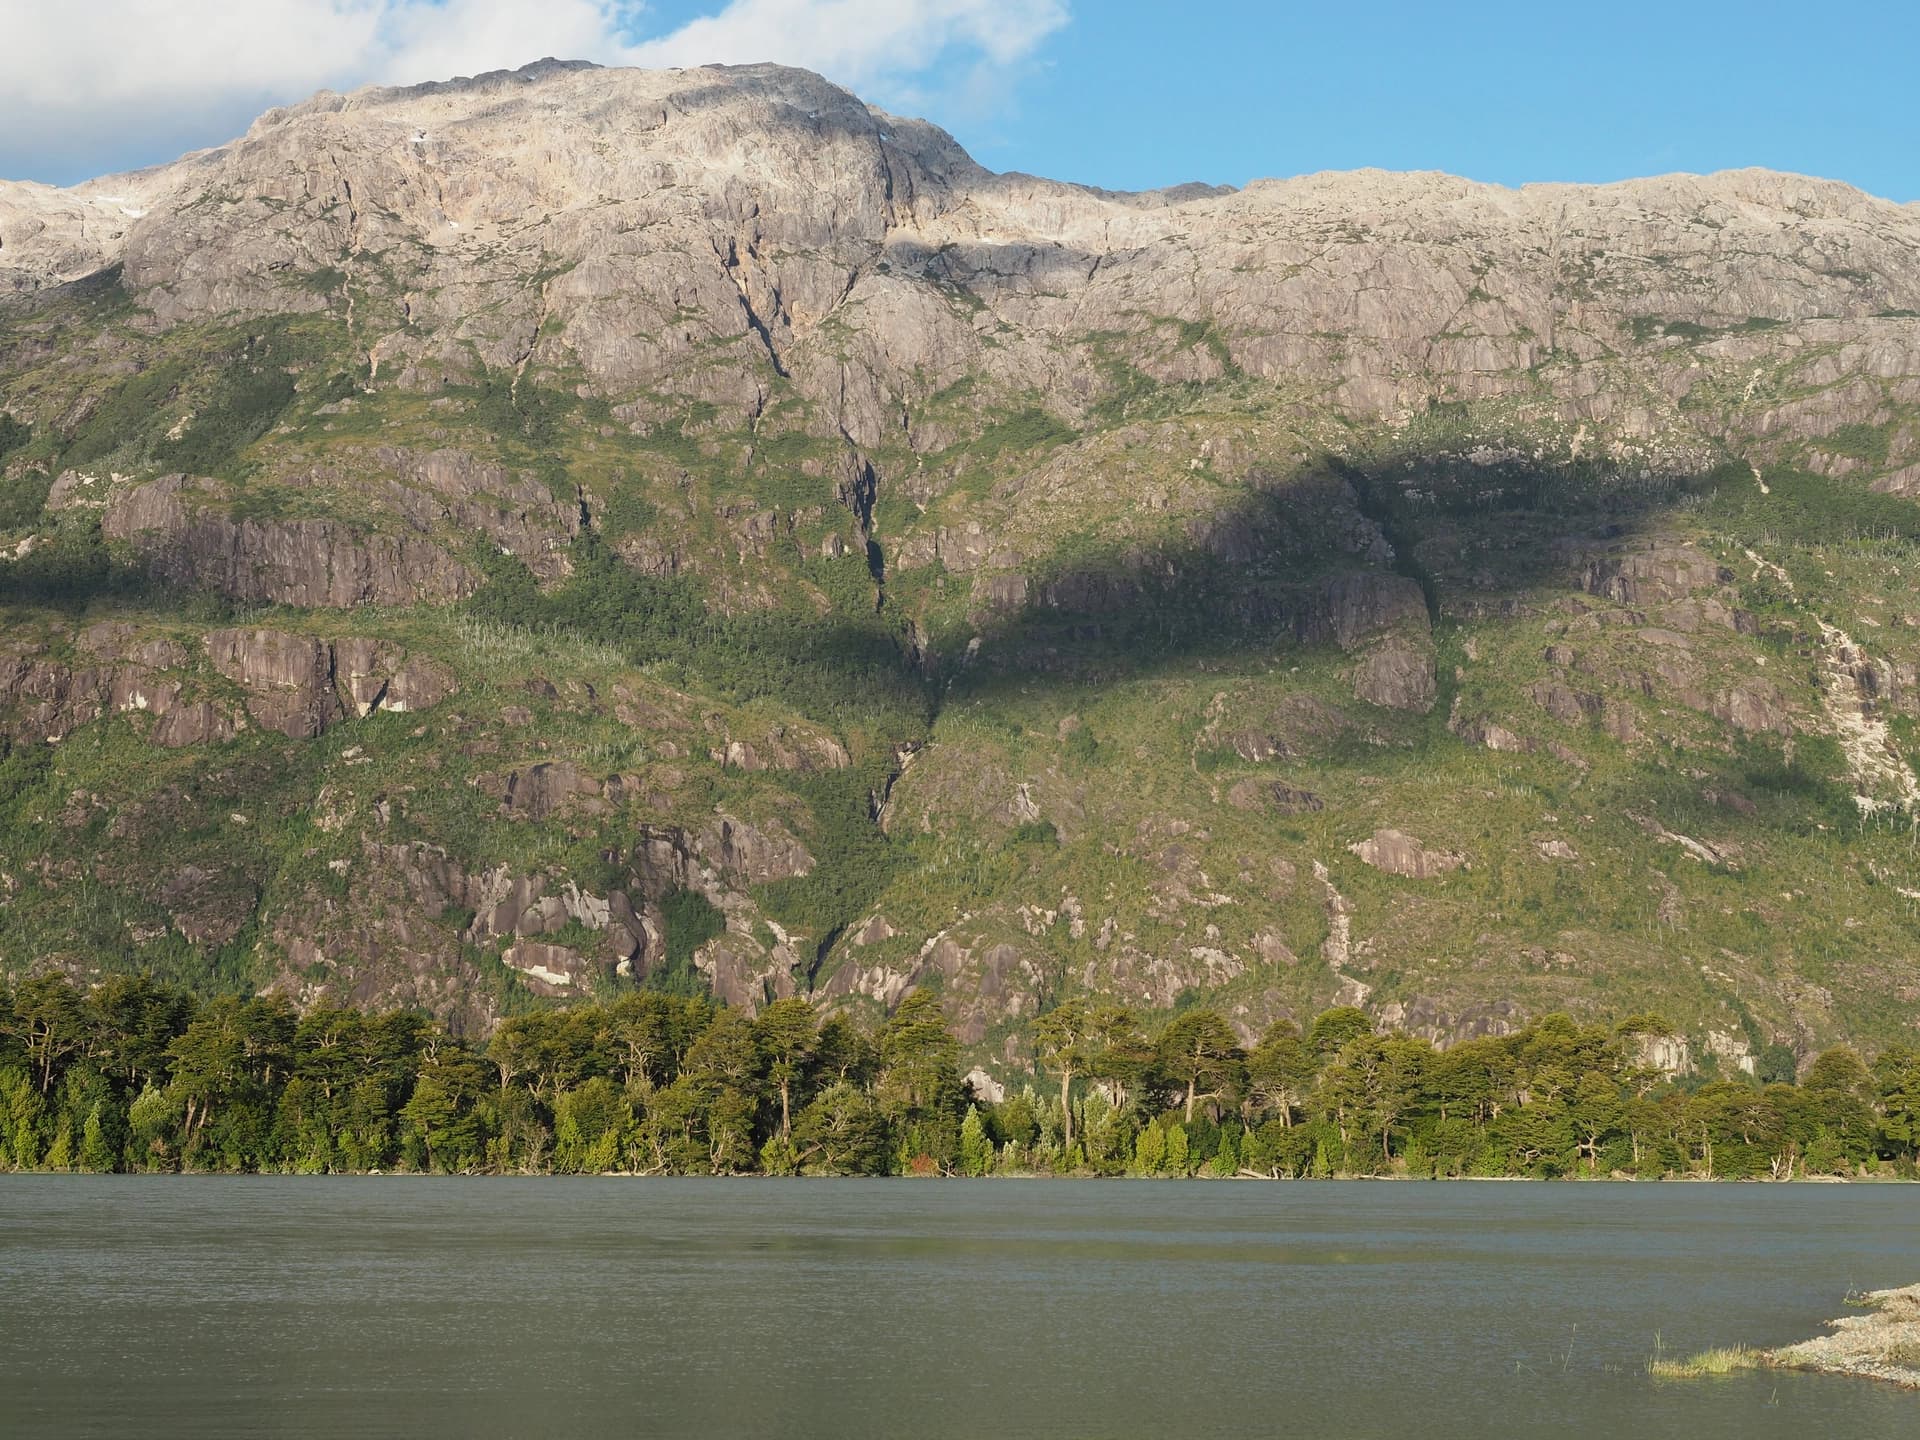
[1,1177,1916,1437]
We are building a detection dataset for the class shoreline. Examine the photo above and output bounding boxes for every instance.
[1769,1285,1920,1389]
[1652,1284,1920,1390]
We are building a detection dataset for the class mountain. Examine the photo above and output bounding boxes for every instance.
[3,60,1919,1077]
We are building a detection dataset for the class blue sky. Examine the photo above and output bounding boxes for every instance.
[956,1,1920,201]
[5,1,1916,200]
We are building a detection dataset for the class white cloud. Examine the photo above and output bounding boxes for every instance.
[375,0,646,90]
[0,0,1069,182]
[626,1,1069,89]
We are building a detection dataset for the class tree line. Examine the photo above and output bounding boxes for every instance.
[2,973,1917,1179]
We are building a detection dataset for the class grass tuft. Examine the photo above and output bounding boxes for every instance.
[1648,1345,1763,1379]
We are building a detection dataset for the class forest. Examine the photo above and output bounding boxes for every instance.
[2,974,1917,1180]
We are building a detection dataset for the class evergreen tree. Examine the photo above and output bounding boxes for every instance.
[2,969,1911,1183]
[1164,1123,1190,1176]
[959,1105,992,1177]
[754,998,819,1144]
[1132,1120,1166,1176]
[1032,997,1093,1155]
[79,1100,119,1173]
[1246,1020,1313,1128]
[1156,1011,1244,1123]
[1874,1045,1920,1160]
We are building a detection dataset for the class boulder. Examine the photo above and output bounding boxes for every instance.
[1353,637,1437,712]
[1713,680,1793,734]
[1349,828,1467,879]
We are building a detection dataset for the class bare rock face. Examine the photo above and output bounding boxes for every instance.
[149,702,241,748]
[76,621,188,670]
[700,933,802,1012]
[0,645,121,742]
[819,928,1043,1045]
[1313,574,1432,651]
[1713,679,1793,734]
[1371,996,1525,1047]
[275,839,669,1023]
[327,640,451,717]
[104,475,474,607]
[719,726,851,774]
[332,639,398,717]
[1353,636,1437,712]
[10,62,1916,466]
[205,628,342,739]
[853,915,896,945]
[622,816,815,895]
[0,181,159,295]
[494,762,604,822]
[266,845,504,1037]
[202,627,456,739]
[500,941,595,997]
[0,636,243,746]
[696,815,815,886]
[1529,680,1603,725]
[1580,542,1729,605]
[1633,1031,1693,1075]
[1349,829,1467,879]
[373,446,581,579]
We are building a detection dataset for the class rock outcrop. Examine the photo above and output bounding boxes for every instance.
[204,628,343,739]
[205,627,455,738]
[1348,829,1467,879]
[0,623,454,747]
[0,635,240,746]
[103,475,473,607]
[1353,636,1437,712]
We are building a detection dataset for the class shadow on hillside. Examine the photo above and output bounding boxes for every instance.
[0,439,1785,743]
[0,540,172,614]
[927,445,1732,709]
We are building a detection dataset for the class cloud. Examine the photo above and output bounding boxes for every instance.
[626,0,1068,131]
[627,1,1069,89]
[374,0,650,90]
[0,0,1070,183]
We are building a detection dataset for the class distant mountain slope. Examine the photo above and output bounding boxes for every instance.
[2,61,1918,1079]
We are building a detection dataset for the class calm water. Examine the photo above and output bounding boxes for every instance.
[1,1178,1917,1437]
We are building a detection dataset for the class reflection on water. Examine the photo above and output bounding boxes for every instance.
[2,1177,1917,1438]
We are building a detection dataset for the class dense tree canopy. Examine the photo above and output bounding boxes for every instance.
[2,973,1917,1180]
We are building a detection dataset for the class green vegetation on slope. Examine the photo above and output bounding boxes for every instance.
[466,535,930,738]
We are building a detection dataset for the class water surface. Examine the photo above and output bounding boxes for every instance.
[2,1177,1916,1437]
